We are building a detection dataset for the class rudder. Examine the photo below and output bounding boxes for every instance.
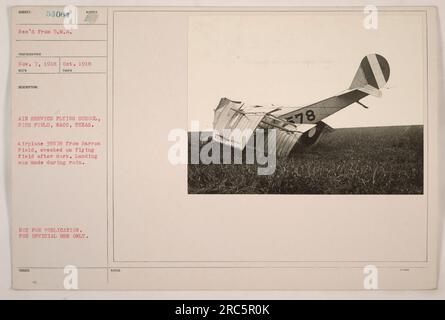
[349,54,390,97]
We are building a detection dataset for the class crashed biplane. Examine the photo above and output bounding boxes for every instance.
[212,54,390,157]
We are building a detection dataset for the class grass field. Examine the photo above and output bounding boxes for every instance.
[188,125,423,194]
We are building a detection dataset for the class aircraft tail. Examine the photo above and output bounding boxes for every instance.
[349,54,390,97]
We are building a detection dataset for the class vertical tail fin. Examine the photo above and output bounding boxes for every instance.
[350,54,390,97]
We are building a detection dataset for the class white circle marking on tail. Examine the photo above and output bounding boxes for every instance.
[367,54,386,89]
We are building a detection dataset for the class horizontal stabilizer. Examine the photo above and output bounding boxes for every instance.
[357,84,382,98]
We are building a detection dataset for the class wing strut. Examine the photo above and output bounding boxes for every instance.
[356,101,369,109]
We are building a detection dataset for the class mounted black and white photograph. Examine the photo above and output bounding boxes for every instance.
[187,13,425,194]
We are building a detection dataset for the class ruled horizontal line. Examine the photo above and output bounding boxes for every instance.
[16,39,106,42]
[16,72,106,74]
[16,23,107,26]
[17,266,428,270]
[16,56,107,58]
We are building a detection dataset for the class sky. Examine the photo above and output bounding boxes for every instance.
[188,11,426,130]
